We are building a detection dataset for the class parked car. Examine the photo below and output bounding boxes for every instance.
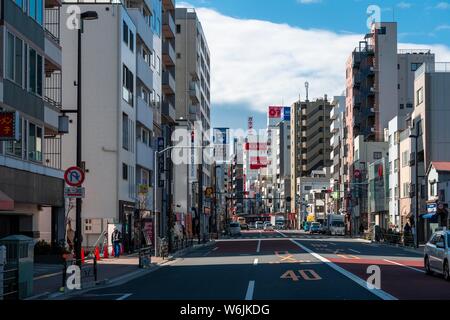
[240,223,249,231]
[229,222,242,236]
[264,223,274,231]
[248,222,256,229]
[275,221,285,230]
[255,221,264,230]
[310,222,322,234]
[424,230,450,281]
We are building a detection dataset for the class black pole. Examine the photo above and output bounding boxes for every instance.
[414,121,420,249]
[198,135,204,243]
[75,26,82,268]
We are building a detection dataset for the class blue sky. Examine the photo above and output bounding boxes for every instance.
[178,0,450,130]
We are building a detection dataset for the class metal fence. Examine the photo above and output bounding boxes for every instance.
[0,268,19,300]
[44,7,60,44]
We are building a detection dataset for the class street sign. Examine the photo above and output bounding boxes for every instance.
[205,187,214,198]
[427,203,437,214]
[64,166,85,187]
[64,187,85,199]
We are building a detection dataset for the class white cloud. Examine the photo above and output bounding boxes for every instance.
[436,2,450,9]
[297,0,322,4]
[177,5,450,113]
[397,2,412,9]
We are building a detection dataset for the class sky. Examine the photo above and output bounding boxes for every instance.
[176,0,450,131]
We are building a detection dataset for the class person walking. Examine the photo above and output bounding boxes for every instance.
[111,228,122,258]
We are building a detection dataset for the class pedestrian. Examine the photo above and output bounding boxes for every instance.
[359,223,364,236]
[111,228,122,258]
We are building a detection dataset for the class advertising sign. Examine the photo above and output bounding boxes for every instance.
[283,107,291,121]
[0,111,19,141]
[268,106,282,119]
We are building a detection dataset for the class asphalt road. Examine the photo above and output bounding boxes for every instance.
[70,230,450,301]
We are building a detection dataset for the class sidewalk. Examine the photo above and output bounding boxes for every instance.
[28,241,215,300]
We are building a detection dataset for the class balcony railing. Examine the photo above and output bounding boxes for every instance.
[44,7,60,44]
[44,70,62,108]
[415,62,450,77]
[44,136,62,170]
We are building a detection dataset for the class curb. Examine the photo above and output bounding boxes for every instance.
[37,240,215,300]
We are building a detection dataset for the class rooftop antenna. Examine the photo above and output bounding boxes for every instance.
[305,81,309,102]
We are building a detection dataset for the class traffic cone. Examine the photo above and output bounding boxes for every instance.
[103,246,109,259]
[95,246,100,261]
[120,244,124,255]
[81,248,85,265]
[111,246,115,258]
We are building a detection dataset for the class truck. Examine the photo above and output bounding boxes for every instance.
[326,214,345,236]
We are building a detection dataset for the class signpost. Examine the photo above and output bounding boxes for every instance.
[64,187,85,199]
[64,167,85,199]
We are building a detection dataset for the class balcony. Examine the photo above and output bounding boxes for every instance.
[137,97,154,129]
[162,71,176,95]
[128,9,153,51]
[189,82,201,104]
[162,11,176,39]
[162,41,176,67]
[44,69,61,109]
[44,7,60,44]
[137,141,154,171]
[137,54,154,87]
[330,120,339,134]
[162,100,176,121]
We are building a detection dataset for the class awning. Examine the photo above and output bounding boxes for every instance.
[421,213,437,219]
[0,189,14,211]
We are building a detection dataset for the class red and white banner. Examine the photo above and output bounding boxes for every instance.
[245,143,268,151]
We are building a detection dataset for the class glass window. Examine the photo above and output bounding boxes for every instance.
[5,117,23,158]
[28,122,42,162]
[129,31,134,52]
[36,0,43,25]
[416,87,424,106]
[36,54,42,95]
[122,64,134,105]
[122,113,129,150]
[29,48,36,93]
[6,32,15,80]
[123,21,128,45]
[15,37,23,86]
[122,163,128,180]
[29,0,36,19]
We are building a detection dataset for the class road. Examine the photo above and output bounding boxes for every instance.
[70,230,450,300]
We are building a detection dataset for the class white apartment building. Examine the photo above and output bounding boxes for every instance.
[61,0,162,250]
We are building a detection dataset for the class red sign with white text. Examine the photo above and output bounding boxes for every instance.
[0,112,17,140]
[268,107,282,119]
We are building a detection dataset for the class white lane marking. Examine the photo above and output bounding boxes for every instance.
[329,243,337,246]
[253,258,259,266]
[34,272,62,281]
[256,240,261,253]
[349,249,361,254]
[285,237,397,301]
[213,247,219,251]
[245,281,255,300]
[25,291,51,300]
[383,259,425,273]
[116,293,133,301]
[276,230,288,238]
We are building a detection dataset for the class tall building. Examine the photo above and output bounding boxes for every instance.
[344,21,434,233]
[275,119,291,215]
[61,0,163,250]
[329,96,346,214]
[290,96,332,213]
[174,7,211,238]
[0,0,66,243]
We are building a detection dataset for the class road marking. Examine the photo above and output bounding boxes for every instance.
[337,254,361,260]
[383,259,425,273]
[287,238,397,301]
[116,293,133,301]
[256,239,261,253]
[213,247,219,251]
[349,249,361,254]
[329,243,337,246]
[34,272,62,281]
[245,281,255,300]
[299,269,322,281]
[253,258,259,266]
[276,230,288,238]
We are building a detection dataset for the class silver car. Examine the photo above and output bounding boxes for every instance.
[229,222,241,236]
[424,230,450,281]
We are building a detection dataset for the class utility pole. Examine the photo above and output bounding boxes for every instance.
[410,119,422,249]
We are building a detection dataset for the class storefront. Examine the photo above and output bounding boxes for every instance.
[119,201,136,253]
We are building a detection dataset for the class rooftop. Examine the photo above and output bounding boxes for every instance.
[430,161,450,173]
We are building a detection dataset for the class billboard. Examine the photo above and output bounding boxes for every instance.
[283,107,291,121]
[213,128,229,163]
[268,106,282,119]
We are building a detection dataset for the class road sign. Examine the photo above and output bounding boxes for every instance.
[64,167,85,187]
[64,187,85,199]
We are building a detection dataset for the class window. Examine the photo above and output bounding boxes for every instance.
[411,63,422,72]
[373,152,382,160]
[416,87,424,106]
[5,32,25,87]
[122,113,129,150]
[28,47,43,96]
[388,161,392,174]
[122,163,128,180]
[430,183,437,197]
[122,64,134,105]
[176,24,181,33]
[129,31,134,52]
[402,151,409,167]
[400,104,404,110]
[28,122,42,162]
[398,84,400,90]
[123,21,129,44]
[403,183,410,198]
[6,32,15,80]
[394,159,399,172]
[394,186,399,199]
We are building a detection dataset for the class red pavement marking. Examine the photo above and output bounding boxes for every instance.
[330,258,450,300]
[260,240,307,254]
[212,240,259,254]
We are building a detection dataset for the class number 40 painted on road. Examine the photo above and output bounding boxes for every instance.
[281,270,322,282]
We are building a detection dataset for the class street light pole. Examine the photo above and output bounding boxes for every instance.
[410,119,422,249]
[74,12,98,267]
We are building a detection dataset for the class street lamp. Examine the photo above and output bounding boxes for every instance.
[409,119,422,249]
[74,11,98,267]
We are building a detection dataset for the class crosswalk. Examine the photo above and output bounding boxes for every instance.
[222,233,337,240]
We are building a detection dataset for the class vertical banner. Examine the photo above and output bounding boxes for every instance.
[157,137,165,188]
